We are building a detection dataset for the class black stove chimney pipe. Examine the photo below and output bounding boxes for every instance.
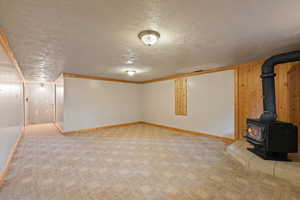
[260,50,300,121]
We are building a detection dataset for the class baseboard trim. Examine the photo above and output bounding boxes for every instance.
[62,121,144,135]
[0,127,25,186]
[53,122,64,134]
[141,122,235,143]
[58,121,234,143]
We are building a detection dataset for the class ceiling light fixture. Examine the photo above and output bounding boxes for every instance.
[126,70,136,76]
[138,30,160,46]
[126,60,134,64]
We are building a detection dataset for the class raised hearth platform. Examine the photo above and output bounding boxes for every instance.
[226,141,300,186]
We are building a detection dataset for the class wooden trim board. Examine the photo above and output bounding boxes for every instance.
[234,68,239,140]
[141,122,235,143]
[141,65,236,84]
[63,73,143,84]
[0,128,25,186]
[53,123,64,134]
[62,121,144,135]
[0,30,25,82]
[60,121,234,143]
[63,65,236,85]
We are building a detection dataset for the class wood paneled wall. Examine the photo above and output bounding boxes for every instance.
[175,78,187,116]
[236,60,300,148]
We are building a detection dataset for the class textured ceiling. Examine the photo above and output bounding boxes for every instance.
[0,0,300,82]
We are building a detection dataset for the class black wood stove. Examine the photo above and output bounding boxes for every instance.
[245,51,299,161]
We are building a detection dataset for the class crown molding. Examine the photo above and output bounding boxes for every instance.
[63,73,143,84]
[63,65,237,85]
[0,29,25,82]
[141,65,237,84]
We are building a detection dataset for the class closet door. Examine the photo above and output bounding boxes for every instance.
[28,83,54,124]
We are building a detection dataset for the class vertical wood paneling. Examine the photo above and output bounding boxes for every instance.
[287,63,300,147]
[275,64,291,121]
[236,60,300,149]
[175,78,187,116]
[234,69,239,140]
[237,60,264,139]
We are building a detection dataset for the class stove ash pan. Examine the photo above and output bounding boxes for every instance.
[245,118,298,161]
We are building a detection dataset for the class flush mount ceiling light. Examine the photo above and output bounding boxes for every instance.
[126,60,134,64]
[126,70,136,76]
[138,30,160,46]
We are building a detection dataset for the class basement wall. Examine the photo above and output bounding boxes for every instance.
[60,59,299,146]
[63,77,142,132]
[0,45,24,175]
[142,70,235,139]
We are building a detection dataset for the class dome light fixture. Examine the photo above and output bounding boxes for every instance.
[138,30,160,46]
[126,60,134,64]
[126,70,136,76]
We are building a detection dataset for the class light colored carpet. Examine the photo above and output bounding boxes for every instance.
[0,124,299,200]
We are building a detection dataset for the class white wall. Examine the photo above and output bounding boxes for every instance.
[0,45,24,174]
[55,74,64,130]
[142,70,235,139]
[63,78,142,132]
[61,70,234,138]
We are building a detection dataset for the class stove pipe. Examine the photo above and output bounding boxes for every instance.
[260,50,300,121]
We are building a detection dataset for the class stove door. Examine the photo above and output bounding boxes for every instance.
[247,123,266,143]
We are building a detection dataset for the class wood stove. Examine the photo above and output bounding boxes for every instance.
[245,51,299,161]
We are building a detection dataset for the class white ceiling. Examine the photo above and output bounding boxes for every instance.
[0,0,300,82]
